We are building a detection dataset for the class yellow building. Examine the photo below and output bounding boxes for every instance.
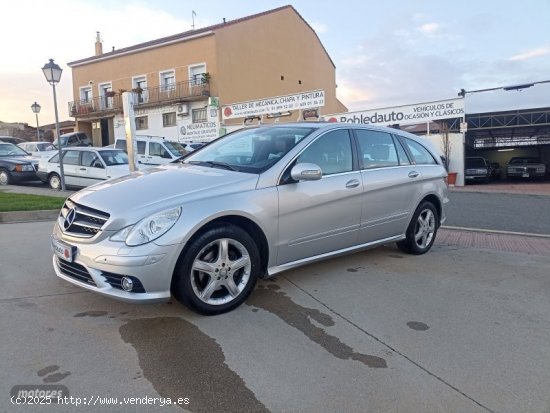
[68,5,347,146]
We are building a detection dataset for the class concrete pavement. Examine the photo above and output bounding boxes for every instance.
[1,221,550,412]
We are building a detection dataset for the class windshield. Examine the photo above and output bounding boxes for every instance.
[185,126,316,173]
[466,158,486,168]
[0,143,28,157]
[37,143,55,151]
[164,141,187,157]
[99,150,129,166]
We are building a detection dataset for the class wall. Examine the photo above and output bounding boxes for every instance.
[214,6,347,125]
[71,34,218,101]
[422,132,465,186]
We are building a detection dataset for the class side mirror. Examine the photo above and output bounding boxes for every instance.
[291,163,322,181]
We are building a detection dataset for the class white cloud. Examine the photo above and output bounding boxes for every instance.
[418,23,440,35]
[310,21,328,34]
[509,47,550,61]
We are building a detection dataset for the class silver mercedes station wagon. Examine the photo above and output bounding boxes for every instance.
[51,123,449,315]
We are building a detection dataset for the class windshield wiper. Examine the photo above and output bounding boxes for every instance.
[188,160,239,171]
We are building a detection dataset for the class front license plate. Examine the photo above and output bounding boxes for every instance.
[51,237,75,262]
[522,173,529,178]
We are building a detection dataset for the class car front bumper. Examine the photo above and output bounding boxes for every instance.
[51,224,183,303]
[11,170,39,183]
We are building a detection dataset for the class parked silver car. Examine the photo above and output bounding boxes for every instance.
[51,123,449,315]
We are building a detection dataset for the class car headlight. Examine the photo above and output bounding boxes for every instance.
[15,164,34,172]
[110,207,181,246]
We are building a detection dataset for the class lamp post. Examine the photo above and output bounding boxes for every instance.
[42,59,65,191]
[31,101,41,141]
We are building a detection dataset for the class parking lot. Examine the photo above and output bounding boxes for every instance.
[2,219,550,413]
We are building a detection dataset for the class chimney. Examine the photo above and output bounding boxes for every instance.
[95,31,103,56]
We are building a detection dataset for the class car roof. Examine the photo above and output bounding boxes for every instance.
[60,147,123,152]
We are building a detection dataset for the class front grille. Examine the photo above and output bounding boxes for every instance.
[57,258,96,286]
[59,199,110,238]
[101,271,146,293]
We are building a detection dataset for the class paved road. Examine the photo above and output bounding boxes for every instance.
[446,191,550,235]
[2,221,550,413]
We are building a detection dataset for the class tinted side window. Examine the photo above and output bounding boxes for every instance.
[355,130,399,169]
[68,136,78,144]
[49,154,60,163]
[402,138,437,165]
[297,130,352,175]
[137,141,146,155]
[393,136,411,166]
[63,150,80,165]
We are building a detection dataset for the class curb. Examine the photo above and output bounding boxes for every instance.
[0,210,59,223]
[441,225,550,239]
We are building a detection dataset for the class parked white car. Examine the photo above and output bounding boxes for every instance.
[114,135,188,168]
[37,147,130,189]
[18,141,57,159]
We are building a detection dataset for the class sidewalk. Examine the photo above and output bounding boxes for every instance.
[437,227,550,255]
[0,184,75,197]
[451,181,550,196]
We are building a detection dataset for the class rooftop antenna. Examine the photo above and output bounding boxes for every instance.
[192,10,197,29]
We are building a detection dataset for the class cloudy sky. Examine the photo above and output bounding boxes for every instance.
[1,0,549,126]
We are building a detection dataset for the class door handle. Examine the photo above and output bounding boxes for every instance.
[345,179,360,188]
[408,171,419,178]
[79,168,87,171]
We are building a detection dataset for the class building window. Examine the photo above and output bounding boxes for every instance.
[135,116,148,130]
[189,64,206,85]
[163,112,177,127]
[133,75,148,103]
[192,108,207,123]
[160,70,175,92]
[80,87,92,103]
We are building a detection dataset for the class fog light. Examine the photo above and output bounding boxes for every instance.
[121,277,134,292]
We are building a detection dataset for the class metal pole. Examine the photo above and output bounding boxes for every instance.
[35,113,40,141]
[122,92,138,172]
[52,82,66,191]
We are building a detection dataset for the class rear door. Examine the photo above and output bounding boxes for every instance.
[61,150,82,186]
[355,129,420,242]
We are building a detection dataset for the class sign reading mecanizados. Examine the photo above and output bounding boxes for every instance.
[325,98,465,125]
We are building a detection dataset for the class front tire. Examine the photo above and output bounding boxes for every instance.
[0,168,12,185]
[49,173,61,190]
[397,201,438,255]
[172,224,260,315]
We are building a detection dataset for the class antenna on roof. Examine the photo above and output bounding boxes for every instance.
[192,10,197,29]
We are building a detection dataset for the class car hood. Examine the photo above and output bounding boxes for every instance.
[0,155,37,165]
[71,163,259,228]
[105,164,133,179]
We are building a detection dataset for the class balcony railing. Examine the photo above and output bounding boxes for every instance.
[68,79,210,118]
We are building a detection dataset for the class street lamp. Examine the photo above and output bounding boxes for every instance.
[42,58,65,191]
[31,101,41,141]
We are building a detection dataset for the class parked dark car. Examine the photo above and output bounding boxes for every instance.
[0,136,27,145]
[506,157,546,179]
[465,157,490,183]
[56,132,92,148]
[0,143,39,185]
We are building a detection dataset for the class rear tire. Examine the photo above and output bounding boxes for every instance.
[172,224,260,315]
[49,173,61,190]
[397,201,438,255]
